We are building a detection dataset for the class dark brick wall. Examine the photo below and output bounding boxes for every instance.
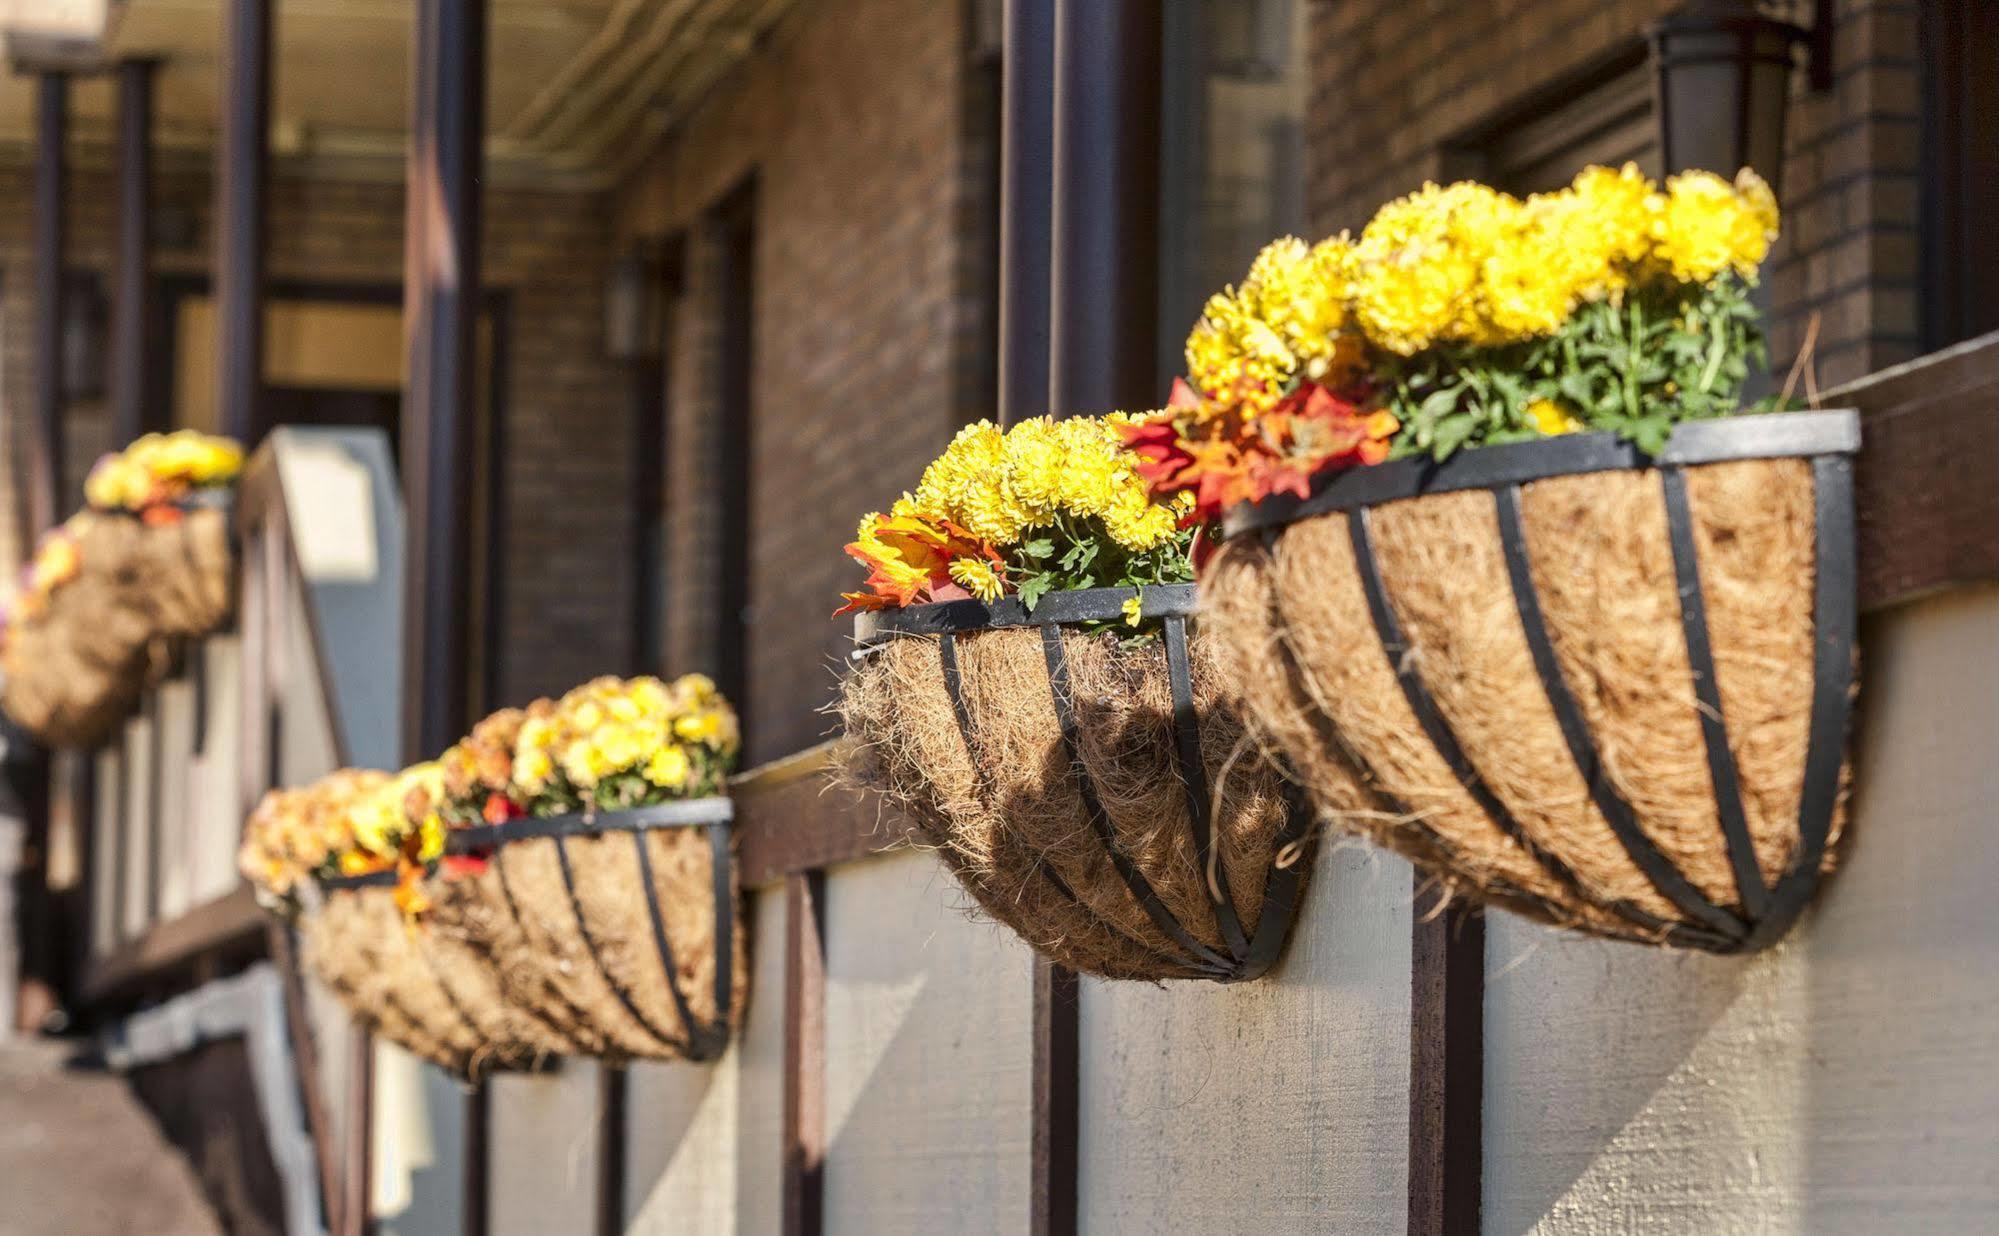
[1307,0,1923,389]
[0,161,630,720]
[612,0,990,764]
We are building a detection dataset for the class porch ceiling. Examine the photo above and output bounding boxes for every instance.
[0,0,795,188]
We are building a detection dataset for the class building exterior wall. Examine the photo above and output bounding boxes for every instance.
[0,162,630,709]
[1306,0,1922,390]
[611,0,989,763]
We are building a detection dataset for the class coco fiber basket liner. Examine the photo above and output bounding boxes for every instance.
[841,584,1317,982]
[425,800,744,1063]
[1206,409,1860,952]
[302,873,549,1078]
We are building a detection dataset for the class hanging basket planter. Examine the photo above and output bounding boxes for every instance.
[301,872,557,1078]
[422,799,744,1063]
[1,497,236,749]
[121,495,236,639]
[1203,410,1859,951]
[841,583,1316,982]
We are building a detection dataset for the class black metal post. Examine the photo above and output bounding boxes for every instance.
[217,0,270,446]
[404,6,488,1233]
[113,59,159,447]
[1047,0,1163,415]
[31,72,67,535]
[401,0,486,762]
[998,0,1054,425]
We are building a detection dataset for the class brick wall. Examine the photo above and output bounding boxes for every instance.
[0,160,630,718]
[612,0,988,763]
[1307,0,1923,388]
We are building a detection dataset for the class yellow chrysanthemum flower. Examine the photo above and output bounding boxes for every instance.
[1350,181,1521,355]
[1651,168,1779,284]
[949,557,1003,601]
[1526,399,1585,436]
[643,744,691,789]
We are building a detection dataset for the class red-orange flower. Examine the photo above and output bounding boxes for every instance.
[1124,380,1399,527]
[835,513,1003,616]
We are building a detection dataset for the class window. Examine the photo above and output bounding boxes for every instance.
[1920,0,1999,350]
[1445,46,1659,197]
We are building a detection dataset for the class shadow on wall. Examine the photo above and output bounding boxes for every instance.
[818,850,1036,1235]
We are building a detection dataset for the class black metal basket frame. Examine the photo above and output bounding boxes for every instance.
[858,584,1314,982]
[1220,409,1860,953]
[323,797,737,1062]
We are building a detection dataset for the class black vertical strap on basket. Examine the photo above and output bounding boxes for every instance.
[549,832,695,1058]
[939,632,1198,976]
[1739,453,1856,951]
[1661,466,1772,920]
[1346,506,1732,952]
[1493,483,1752,945]
[1038,623,1237,978]
[1160,614,1252,959]
[455,801,738,1060]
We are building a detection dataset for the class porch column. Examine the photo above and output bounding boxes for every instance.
[402,5,488,1234]
[30,71,67,534]
[10,69,68,1038]
[997,0,1054,424]
[1046,0,1162,416]
[1033,6,1164,1235]
[112,59,159,446]
[216,0,270,446]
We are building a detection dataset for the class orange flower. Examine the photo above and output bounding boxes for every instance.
[1127,381,1399,526]
[835,513,1003,616]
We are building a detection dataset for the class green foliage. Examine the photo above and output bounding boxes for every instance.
[1007,513,1194,611]
[1386,273,1776,461]
[1005,513,1193,640]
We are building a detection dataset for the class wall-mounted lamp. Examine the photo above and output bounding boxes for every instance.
[1648,0,1832,196]
[605,247,664,363]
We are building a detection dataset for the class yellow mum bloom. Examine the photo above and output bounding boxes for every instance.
[1121,595,1144,627]
[1651,169,1779,284]
[644,744,691,789]
[1351,181,1520,354]
[949,557,1003,601]
[1526,399,1585,436]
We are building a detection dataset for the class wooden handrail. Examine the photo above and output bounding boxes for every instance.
[81,885,265,1004]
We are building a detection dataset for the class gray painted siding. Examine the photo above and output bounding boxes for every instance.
[1484,585,1999,1233]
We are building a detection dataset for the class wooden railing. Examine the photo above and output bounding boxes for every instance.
[81,426,405,1006]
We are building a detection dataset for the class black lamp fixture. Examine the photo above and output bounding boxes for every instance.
[1648,0,1831,197]
[605,245,664,363]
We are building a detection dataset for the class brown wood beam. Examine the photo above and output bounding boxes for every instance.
[215,0,270,446]
[1842,332,1999,613]
[734,745,919,888]
[111,59,159,446]
[1406,889,1483,1236]
[1029,955,1078,1236]
[781,870,825,1236]
[594,1064,626,1236]
[268,920,344,1236]
[79,885,263,1004]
